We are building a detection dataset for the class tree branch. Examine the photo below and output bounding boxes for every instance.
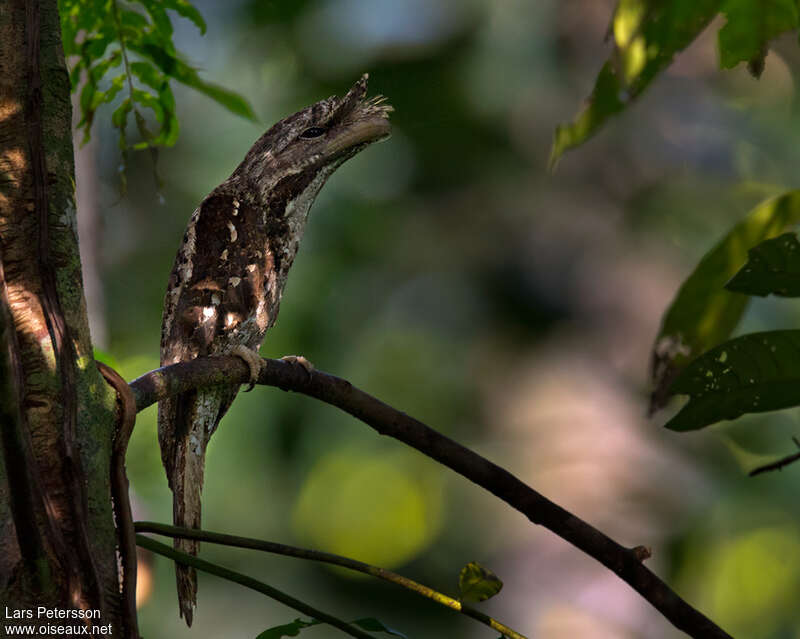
[135,535,379,639]
[130,356,733,639]
[135,521,527,639]
[749,436,800,477]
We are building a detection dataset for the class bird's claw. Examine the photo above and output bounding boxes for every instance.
[281,355,314,378]
[232,345,265,391]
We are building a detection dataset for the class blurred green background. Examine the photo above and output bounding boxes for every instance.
[73,1,800,637]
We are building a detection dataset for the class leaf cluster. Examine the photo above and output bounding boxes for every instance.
[59,0,255,159]
[550,0,800,167]
[552,0,800,436]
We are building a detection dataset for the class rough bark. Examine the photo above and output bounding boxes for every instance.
[0,0,125,635]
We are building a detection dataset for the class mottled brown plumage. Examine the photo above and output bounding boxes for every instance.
[158,75,391,625]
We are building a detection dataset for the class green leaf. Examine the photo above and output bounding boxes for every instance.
[118,8,149,32]
[650,190,800,413]
[136,0,174,37]
[164,0,207,33]
[62,0,248,159]
[254,617,405,639]
[255,618,318,639]
[131,41,257,121]
[352,618,407,637]
[188,78,258,121]
[132,88,165,123]
[549,0,722,168]
[82,33,114,60]
[718,0,799,74]
[457,561,503,603]
[89,50,122,83]
[79,79,96,126]
[666,330,800,431]
[95,74,126,108]
[726,232,800,297]
[130,61,167,91]
[112,97,133,128]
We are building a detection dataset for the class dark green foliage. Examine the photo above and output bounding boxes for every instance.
[726,232,800,297]
[255,618,316,638]
[255,617,406,638]
[551,0,800,164]
[718,0,799,75]
[666,331,800,431]
[457,561,503,603]
[59,0,255,154]
[650,191,800,412]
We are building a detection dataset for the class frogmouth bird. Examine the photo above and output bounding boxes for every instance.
[158,74,391,625]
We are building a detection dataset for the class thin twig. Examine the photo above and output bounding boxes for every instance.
[135,535,376,639]
[129,357,733,639]
[135,521,527,639]
[750,437,800,477]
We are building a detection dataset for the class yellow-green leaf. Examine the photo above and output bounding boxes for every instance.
[457,561,503,603]
[550,0,722,168]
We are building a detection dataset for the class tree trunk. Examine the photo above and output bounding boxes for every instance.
[0,1,130,636]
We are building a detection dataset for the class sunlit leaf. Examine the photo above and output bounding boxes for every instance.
[112,98,133,128]
[118,8,149,31]
[60,0,250,161]
[666,330,800,430]
[133,0,174,37]
[650,191,800,413]
[89,50,122,83]
[130,60,166,91]
[726,232,800,297]
[457,561,503,602]
[164,0,207,33]
[718,0,798,75]
[549,0,722,168]
[132,88,165,123]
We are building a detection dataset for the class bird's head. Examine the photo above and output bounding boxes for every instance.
[235,74,392,201]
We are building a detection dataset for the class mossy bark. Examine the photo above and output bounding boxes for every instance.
[0,0,129,636]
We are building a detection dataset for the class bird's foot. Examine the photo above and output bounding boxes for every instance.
[232,345,265,391]
[281,354,314,378]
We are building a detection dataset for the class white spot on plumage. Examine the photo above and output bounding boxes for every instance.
[229,276,241,287]
[221,249,228,261]
[227,221,237,242]
[225,312,238,328]
[202,306,215,320]
[232,199,240,216]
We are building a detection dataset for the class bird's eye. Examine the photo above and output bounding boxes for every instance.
[300,126,327,139]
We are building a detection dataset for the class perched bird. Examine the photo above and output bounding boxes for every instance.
[158,75,391,625]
